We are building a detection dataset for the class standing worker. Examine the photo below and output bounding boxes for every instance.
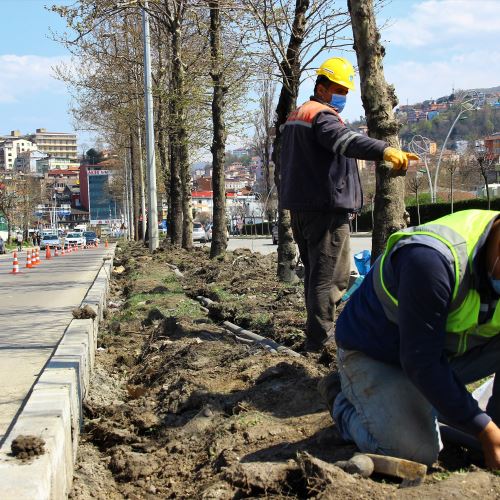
[280,56,418,351]
[325,210,500,468]
[16,232,23,252]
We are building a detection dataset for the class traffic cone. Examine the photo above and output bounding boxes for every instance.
[25,249,32,269]
[10,251,21,274]
[61,245,65,256]
[46,245,52,260]
[105,238,109,248]
[54,246,59,257]
[34,247,40,266]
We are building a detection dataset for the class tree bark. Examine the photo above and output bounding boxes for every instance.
[348,0,405,260]
[208,0,228,259]
[180,124,193,250]
[129,131,140,240]
[272,0,309,282]
[168,28,184,247]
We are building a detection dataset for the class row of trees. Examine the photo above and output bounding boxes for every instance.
[51,0,407,277]
[0,177,42,241]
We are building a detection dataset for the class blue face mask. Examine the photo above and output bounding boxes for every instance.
[489,256,500,294]
[490,278,500,295]
[330,93,347,113]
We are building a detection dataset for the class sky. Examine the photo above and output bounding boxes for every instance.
[0,0,499,151]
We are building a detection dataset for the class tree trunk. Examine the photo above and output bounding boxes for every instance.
[483,171,491,210]
[208,0,228,259]
[167,27,192,250]
[450,170,454,213]
[180,127,193,250]
[416,188,420,225]
[168,30,184,247]
[127,138,136,240]
[156,87,170,237]
[129,131,140,240]
[169,134,183,246]
[348,0,405,261]
[272,0,309,282]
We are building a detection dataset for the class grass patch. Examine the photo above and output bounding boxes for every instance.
[207,284,243,303]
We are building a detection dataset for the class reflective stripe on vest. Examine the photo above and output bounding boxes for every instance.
[373,210,500,342]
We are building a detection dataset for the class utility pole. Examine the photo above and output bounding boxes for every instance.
[142,1,159,251]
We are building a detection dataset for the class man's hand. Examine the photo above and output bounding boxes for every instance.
[383,147,419,170]
[479,420,500,470]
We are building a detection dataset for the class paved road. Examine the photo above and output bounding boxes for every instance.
[221,233,372,271]
[0,246,109,444]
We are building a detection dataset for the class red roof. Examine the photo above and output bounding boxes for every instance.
[192,191,213,198]
[191,190,237,198]
[48,169,79,176]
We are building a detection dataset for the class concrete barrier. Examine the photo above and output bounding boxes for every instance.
[0,245,116,499]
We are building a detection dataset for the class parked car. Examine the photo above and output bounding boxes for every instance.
[83,231,99,246]
[192,222,206,242]
[40,234,61,250]
[64,232,86,248]
[272,224,278,245]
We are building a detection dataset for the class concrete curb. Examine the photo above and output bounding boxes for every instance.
[0,245,116,499]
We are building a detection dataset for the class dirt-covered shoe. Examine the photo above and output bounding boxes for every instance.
[317,371,342,411]
[303,338,324,352]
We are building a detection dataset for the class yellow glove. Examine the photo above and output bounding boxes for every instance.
[383,147,419,170]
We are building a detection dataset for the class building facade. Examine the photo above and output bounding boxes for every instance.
[28,128,78,159]
[0,135,37,170]
[36,156,81,174]
[15,150,47,173]
[79,166,122,226]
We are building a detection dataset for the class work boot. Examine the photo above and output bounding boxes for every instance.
[317,371,342,411]
[303,333,335,353]
[303,339,324,353]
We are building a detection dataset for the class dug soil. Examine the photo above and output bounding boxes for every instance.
[71,241,500,499]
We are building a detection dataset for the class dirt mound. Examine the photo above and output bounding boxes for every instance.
[70,241,500,499]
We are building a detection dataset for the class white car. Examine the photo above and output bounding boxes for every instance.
[40,234,62,249]
[65,232,86,248]
[192,222,206,242]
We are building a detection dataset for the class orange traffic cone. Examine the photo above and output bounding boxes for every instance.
[105,238,109,248]
[25,249,32,269]
[10,251,21,274]
[54,246,59,257]
[46,245,52,260]
[34,247,40,266]
[61,245,65,256]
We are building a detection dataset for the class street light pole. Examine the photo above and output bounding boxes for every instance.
[142,1,159,251]
[409,135,434,202]
[433,91,479,202]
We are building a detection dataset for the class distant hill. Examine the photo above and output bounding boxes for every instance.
[349,86,500,147]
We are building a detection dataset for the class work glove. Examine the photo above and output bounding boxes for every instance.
[383,147,419,171]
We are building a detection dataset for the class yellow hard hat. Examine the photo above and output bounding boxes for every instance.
[316,57,355,91]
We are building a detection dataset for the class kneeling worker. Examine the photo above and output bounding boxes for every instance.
[330,209,500,468]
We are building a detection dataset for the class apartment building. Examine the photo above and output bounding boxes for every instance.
[0,133,37,170]
[27,128,78,159]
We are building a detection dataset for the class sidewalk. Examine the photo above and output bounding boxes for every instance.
[0,244,115,499]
